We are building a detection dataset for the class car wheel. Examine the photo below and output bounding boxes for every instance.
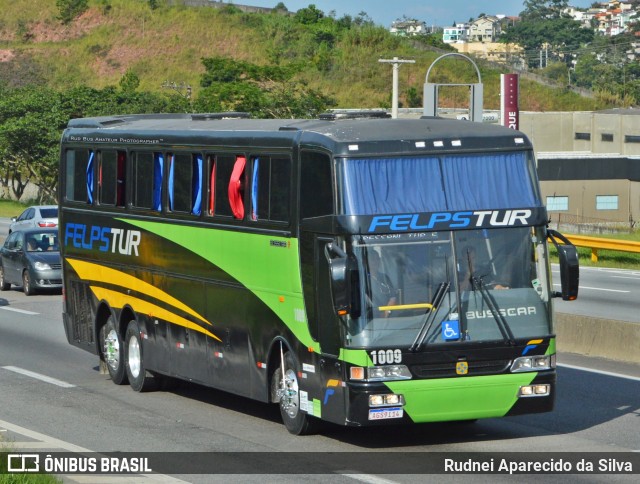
[124,319,153,392]
[22,271,35,296]
[0,267,10,291]
[99,316,128,385]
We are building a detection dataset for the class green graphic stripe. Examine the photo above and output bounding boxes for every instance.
[119,219,316,349]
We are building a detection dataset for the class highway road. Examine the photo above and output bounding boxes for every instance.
[553,265,640,323]
[0,289,639,482]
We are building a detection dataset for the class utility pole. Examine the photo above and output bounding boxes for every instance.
[378,57,415,118]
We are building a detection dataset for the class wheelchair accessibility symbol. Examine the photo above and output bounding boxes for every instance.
[442,320,460,341]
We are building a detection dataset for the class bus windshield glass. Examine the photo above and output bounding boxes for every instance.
[345,226,552,348]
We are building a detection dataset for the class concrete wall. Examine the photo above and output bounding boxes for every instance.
[555,314,640,364]
[540,179,633,223]
[520,110,640,156]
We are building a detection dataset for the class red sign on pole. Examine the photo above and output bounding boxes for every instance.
[501,73,519,130]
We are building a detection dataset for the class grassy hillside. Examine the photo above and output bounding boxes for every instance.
[0,0,616,111]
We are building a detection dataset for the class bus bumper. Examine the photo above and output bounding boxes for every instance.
[345,371,556,426]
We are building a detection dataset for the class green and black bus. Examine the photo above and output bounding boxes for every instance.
[59,112,579,434]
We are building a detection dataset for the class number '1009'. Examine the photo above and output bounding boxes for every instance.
[370,349,402,365]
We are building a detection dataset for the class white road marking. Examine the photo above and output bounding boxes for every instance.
[340,474,399,484]
[0,418,188,482]
[0,306,39,315]
[552,283,629,293]
[1,366,76,388]
[558,363,640,382]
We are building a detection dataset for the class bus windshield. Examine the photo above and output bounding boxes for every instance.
[344,226,552,348]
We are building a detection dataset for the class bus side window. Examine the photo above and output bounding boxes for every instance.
[99,150,118,205]
[116,151,126,207]
[300,151,333,218]
[229,155,246,220]
[65,150,93,203]
[214,155,237,218]
[250,156,291,223]
[132,151,163,211]
[169,153,203,216]
[208,156,216,216]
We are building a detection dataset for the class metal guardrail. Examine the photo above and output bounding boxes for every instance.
[563,234,640,262]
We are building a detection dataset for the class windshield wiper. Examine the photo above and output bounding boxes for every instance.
[471,275,516,345]
[409,281,450,353]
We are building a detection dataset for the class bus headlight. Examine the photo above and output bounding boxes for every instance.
[367,365,412,381]
[510,355,554,373]
[350,365,412,381]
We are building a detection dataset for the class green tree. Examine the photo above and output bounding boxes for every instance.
[196,56,335,118]
[0,86,66,201]
[56,0,89,24]
[119,69,140,93]
[294,4,324,25]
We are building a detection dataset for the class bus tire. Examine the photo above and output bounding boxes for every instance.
[275,351,320,435]
[124,320,153,392]
[99,316,127,385]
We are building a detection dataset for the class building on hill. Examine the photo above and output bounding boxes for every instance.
[442,23,469,43]
[390,19,428,36]
[468,15,502,42]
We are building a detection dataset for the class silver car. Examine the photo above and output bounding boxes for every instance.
[9,205,58,233]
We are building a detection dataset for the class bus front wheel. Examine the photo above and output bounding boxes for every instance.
[100,316,127,385]
[275,351,320,435]
[125,320,153,392]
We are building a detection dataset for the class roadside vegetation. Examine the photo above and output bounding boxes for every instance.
[0,434,61,483]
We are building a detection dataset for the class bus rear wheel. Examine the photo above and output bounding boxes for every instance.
[275,351,320,435]
[99,316,127,385]
[125,320,153,392]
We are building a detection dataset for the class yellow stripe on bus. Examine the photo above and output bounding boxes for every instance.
[66,258,212,327]
[90,286,221,342]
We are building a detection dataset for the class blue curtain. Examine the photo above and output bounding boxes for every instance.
[153,153,163,211]
[86,151,94,204]
[339,152,541,215]
[340,157,445,214]
[251,158,259,220]
[441,152,538,210]
[192,154,203,215]
[168,155,175,210]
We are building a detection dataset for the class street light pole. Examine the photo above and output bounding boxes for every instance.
[378,57,415,118]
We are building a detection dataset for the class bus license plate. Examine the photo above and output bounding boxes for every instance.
[368,407,403,420]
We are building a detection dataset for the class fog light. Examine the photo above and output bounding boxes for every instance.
[369,393,404,407]
[519,384,550,397]
[520,386,533,396]
[384,394,400,405]
[534,384,550,395]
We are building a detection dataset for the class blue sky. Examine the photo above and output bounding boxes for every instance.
[240,1,597,27]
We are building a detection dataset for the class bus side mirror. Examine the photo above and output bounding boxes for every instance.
[325,242,352,316]
[547,229,579,301]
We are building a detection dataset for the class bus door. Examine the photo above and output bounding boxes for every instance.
[314,236,348,424]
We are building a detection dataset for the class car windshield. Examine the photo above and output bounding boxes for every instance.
[26,233,59,252]
[343,226,552,349]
